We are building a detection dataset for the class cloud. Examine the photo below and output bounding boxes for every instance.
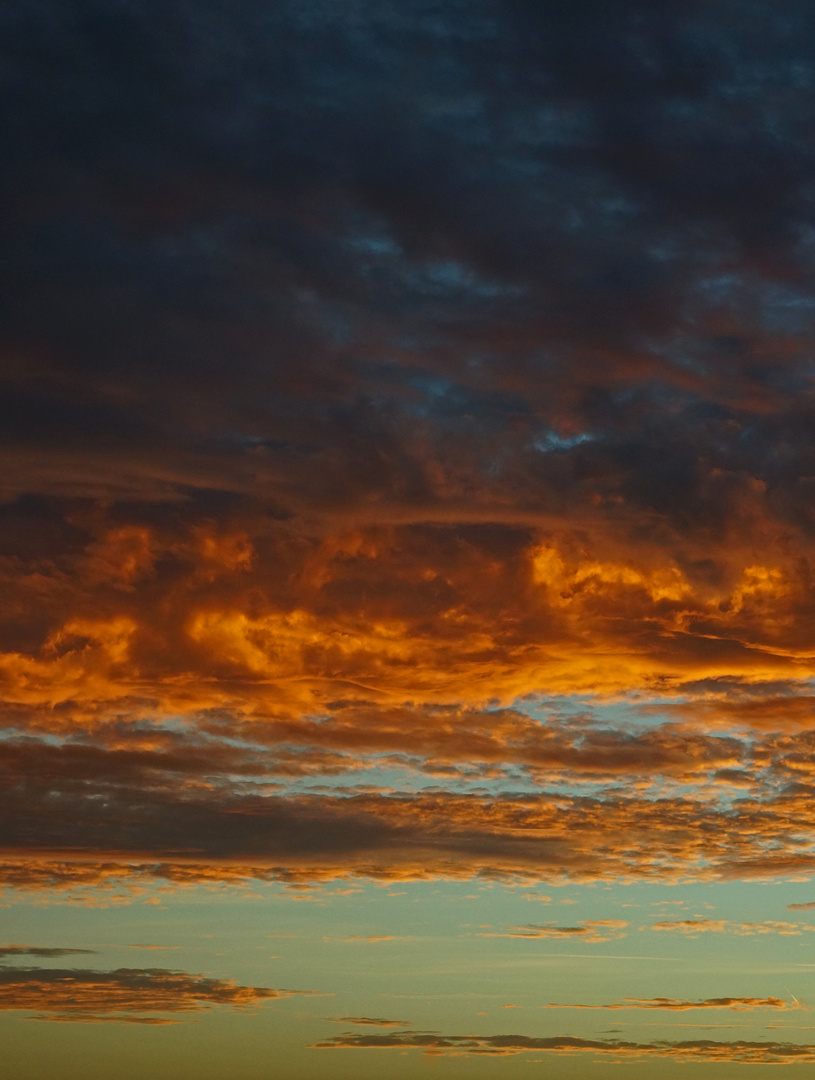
[0,946,97,959]
[483,920,629,944]
[649,919,815,937]
[8,764,815,895]
[327,1017,411,1027]
[543,996,795,1011]
[7,0,815,912]
[0,708,754,787]
[0,964,316,1023]
[6,538,815,728]
[313,1030,815,1062]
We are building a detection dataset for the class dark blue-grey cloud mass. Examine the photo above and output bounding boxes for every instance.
[3,0,815,527]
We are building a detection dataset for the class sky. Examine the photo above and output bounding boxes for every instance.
[6,1,815,1077]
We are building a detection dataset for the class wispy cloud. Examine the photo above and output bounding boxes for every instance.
[481,921,628,944]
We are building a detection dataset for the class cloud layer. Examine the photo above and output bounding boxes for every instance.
[3,0,815,906]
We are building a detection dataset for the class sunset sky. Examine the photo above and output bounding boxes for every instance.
[7,2,815,1077]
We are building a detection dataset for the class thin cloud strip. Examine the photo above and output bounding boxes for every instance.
[326,1017,411,1027]
[481,920,629,944]
[0,964,317,1023]
[0,946,97,958]
[650,919,815,936]
[542,996,796,1012]
[313,1030,815,1063]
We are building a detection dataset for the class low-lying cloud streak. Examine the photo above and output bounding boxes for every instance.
[542,997,795,1012]
[0,963,314,1023]
[313,1030,815,1063]
[483,921,629,944]
[0,946,97,959]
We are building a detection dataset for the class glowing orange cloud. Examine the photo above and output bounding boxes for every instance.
[4,518,815,733]
[6,510,815,895]
[6,768,815,896]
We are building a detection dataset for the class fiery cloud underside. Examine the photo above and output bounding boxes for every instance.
[3,535,815,721]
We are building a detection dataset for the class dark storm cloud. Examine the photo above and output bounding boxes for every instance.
[3,0,815,528]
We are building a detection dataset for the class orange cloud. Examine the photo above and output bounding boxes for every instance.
[6,517,815,736]
[313,1030,815,1062]
[0,963,316,1023]
[649,919,815,936]
[83,527,156,589]
[6,766,815,895]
